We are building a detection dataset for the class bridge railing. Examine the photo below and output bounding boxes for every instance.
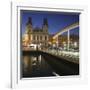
[43,49,79,63]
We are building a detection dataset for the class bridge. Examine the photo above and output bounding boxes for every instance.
[53,22,79,50]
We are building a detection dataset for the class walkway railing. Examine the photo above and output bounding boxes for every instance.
[42,49,79,64]
[22,47,79,64]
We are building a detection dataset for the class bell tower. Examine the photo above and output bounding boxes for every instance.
[42,18,48,33]
[24,17,33,45]
[26,17,33,34]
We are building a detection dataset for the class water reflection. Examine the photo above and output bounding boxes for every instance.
[22,54,55,77]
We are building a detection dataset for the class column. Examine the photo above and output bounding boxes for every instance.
[30,35,32,44]
[56,36,58,47]
[67,30,70,51]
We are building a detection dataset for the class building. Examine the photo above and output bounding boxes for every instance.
[22,17,49,50]
[48,34,79,50]
[58,34,79,50]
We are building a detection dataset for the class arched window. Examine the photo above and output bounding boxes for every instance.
[40,36,42,40]
[37,35,39,41]
[45,36,47,40]
[33,35,35,40]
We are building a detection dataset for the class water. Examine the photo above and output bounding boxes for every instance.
[22,53,55,78]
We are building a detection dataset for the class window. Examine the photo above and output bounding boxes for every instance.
[33,35,35,40]
[45,36,47,40]
[40,36,42,40]
[37,35,39,41]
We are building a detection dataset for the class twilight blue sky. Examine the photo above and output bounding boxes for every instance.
[21,10,79,35]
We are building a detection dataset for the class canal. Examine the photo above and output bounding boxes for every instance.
[22,52,56,78]
[22,51,79,78]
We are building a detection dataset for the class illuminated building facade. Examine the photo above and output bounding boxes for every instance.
[58,34,79,50]
[22,17,49,49]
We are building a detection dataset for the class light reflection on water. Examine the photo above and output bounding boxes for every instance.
[22,54,55,78]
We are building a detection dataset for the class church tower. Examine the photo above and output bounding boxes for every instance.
[42,18,48,33]
[24,17,33,46]
[26,17,33,34]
